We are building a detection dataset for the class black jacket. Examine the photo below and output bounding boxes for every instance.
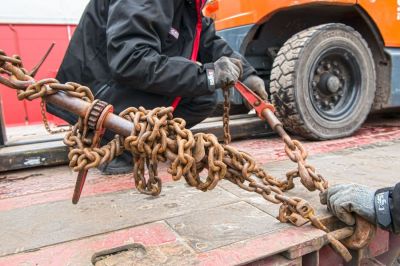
[48,0,255,123]
[376,183,400,234]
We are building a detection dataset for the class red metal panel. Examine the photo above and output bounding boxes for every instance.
[0,24,76,126]
[0,222,177,265]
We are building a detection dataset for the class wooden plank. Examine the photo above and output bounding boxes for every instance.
[5,124,65,146]
[166,201,287,252]
[0,182,238,257]
[0,140,68,172]
[0,114,271,172]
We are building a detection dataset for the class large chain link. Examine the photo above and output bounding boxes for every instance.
[0,50,353,259]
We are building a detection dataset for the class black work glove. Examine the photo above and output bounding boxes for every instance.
[320,184,376,226]
[242,75,268,100]
[214,56,243,90]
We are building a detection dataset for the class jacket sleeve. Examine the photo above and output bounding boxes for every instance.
[391,183,400,233]
[198,17,256,80]
[106,0,214,97]
[375,183,400,234]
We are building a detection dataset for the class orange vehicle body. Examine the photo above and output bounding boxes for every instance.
[210,0,400,47]
[204,0,400,139]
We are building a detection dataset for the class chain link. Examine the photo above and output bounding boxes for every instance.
[283,139,329,193]
[40,99,72,134]
[222,88,231,145]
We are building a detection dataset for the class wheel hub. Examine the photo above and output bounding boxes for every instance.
[309,49,361,121]
[319,73,341,94]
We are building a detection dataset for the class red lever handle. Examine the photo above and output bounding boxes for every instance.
[234,81,275,120]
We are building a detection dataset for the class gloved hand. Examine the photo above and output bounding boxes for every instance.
[214,56,243,90]
[242,75,268,100]
[320,184,376,225]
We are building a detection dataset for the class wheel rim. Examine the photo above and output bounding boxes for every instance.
[308,47,362,121]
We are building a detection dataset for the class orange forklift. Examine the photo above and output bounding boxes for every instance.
[206,0,400,140]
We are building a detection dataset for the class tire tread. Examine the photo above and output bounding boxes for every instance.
[270,23,374,140]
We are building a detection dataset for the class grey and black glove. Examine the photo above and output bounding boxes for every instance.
[214,56,243,90]
[242,75,268,100]
[320,184,376,225]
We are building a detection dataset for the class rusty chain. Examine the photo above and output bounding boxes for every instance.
[40,99,72,134]
[0,50,355,260]
[222,88,231,145]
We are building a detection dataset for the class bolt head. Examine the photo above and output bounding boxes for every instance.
[326,76,341,93]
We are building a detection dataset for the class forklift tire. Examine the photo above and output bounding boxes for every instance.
[270,23,376,140]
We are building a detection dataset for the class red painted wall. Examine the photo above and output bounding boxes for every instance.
[0,24,76,126]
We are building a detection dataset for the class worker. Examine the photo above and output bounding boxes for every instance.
[321,183,399,234]
[47,0,268,174]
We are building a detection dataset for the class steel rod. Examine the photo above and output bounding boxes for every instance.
[48,92,133,137]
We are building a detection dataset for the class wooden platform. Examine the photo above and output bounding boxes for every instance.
[1,131,399,265]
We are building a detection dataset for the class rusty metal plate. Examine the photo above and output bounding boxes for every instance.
[0,181,238,257]
[166,201,287,252]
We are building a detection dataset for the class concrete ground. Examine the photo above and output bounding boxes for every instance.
[0,116,400,265]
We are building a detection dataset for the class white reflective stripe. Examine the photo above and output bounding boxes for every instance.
[206,69,215,87]
[67,25,72,41]
[0,0,89,24]
[169,28,180,39]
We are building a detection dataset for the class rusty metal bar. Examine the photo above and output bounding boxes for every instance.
[49,92,133,137]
